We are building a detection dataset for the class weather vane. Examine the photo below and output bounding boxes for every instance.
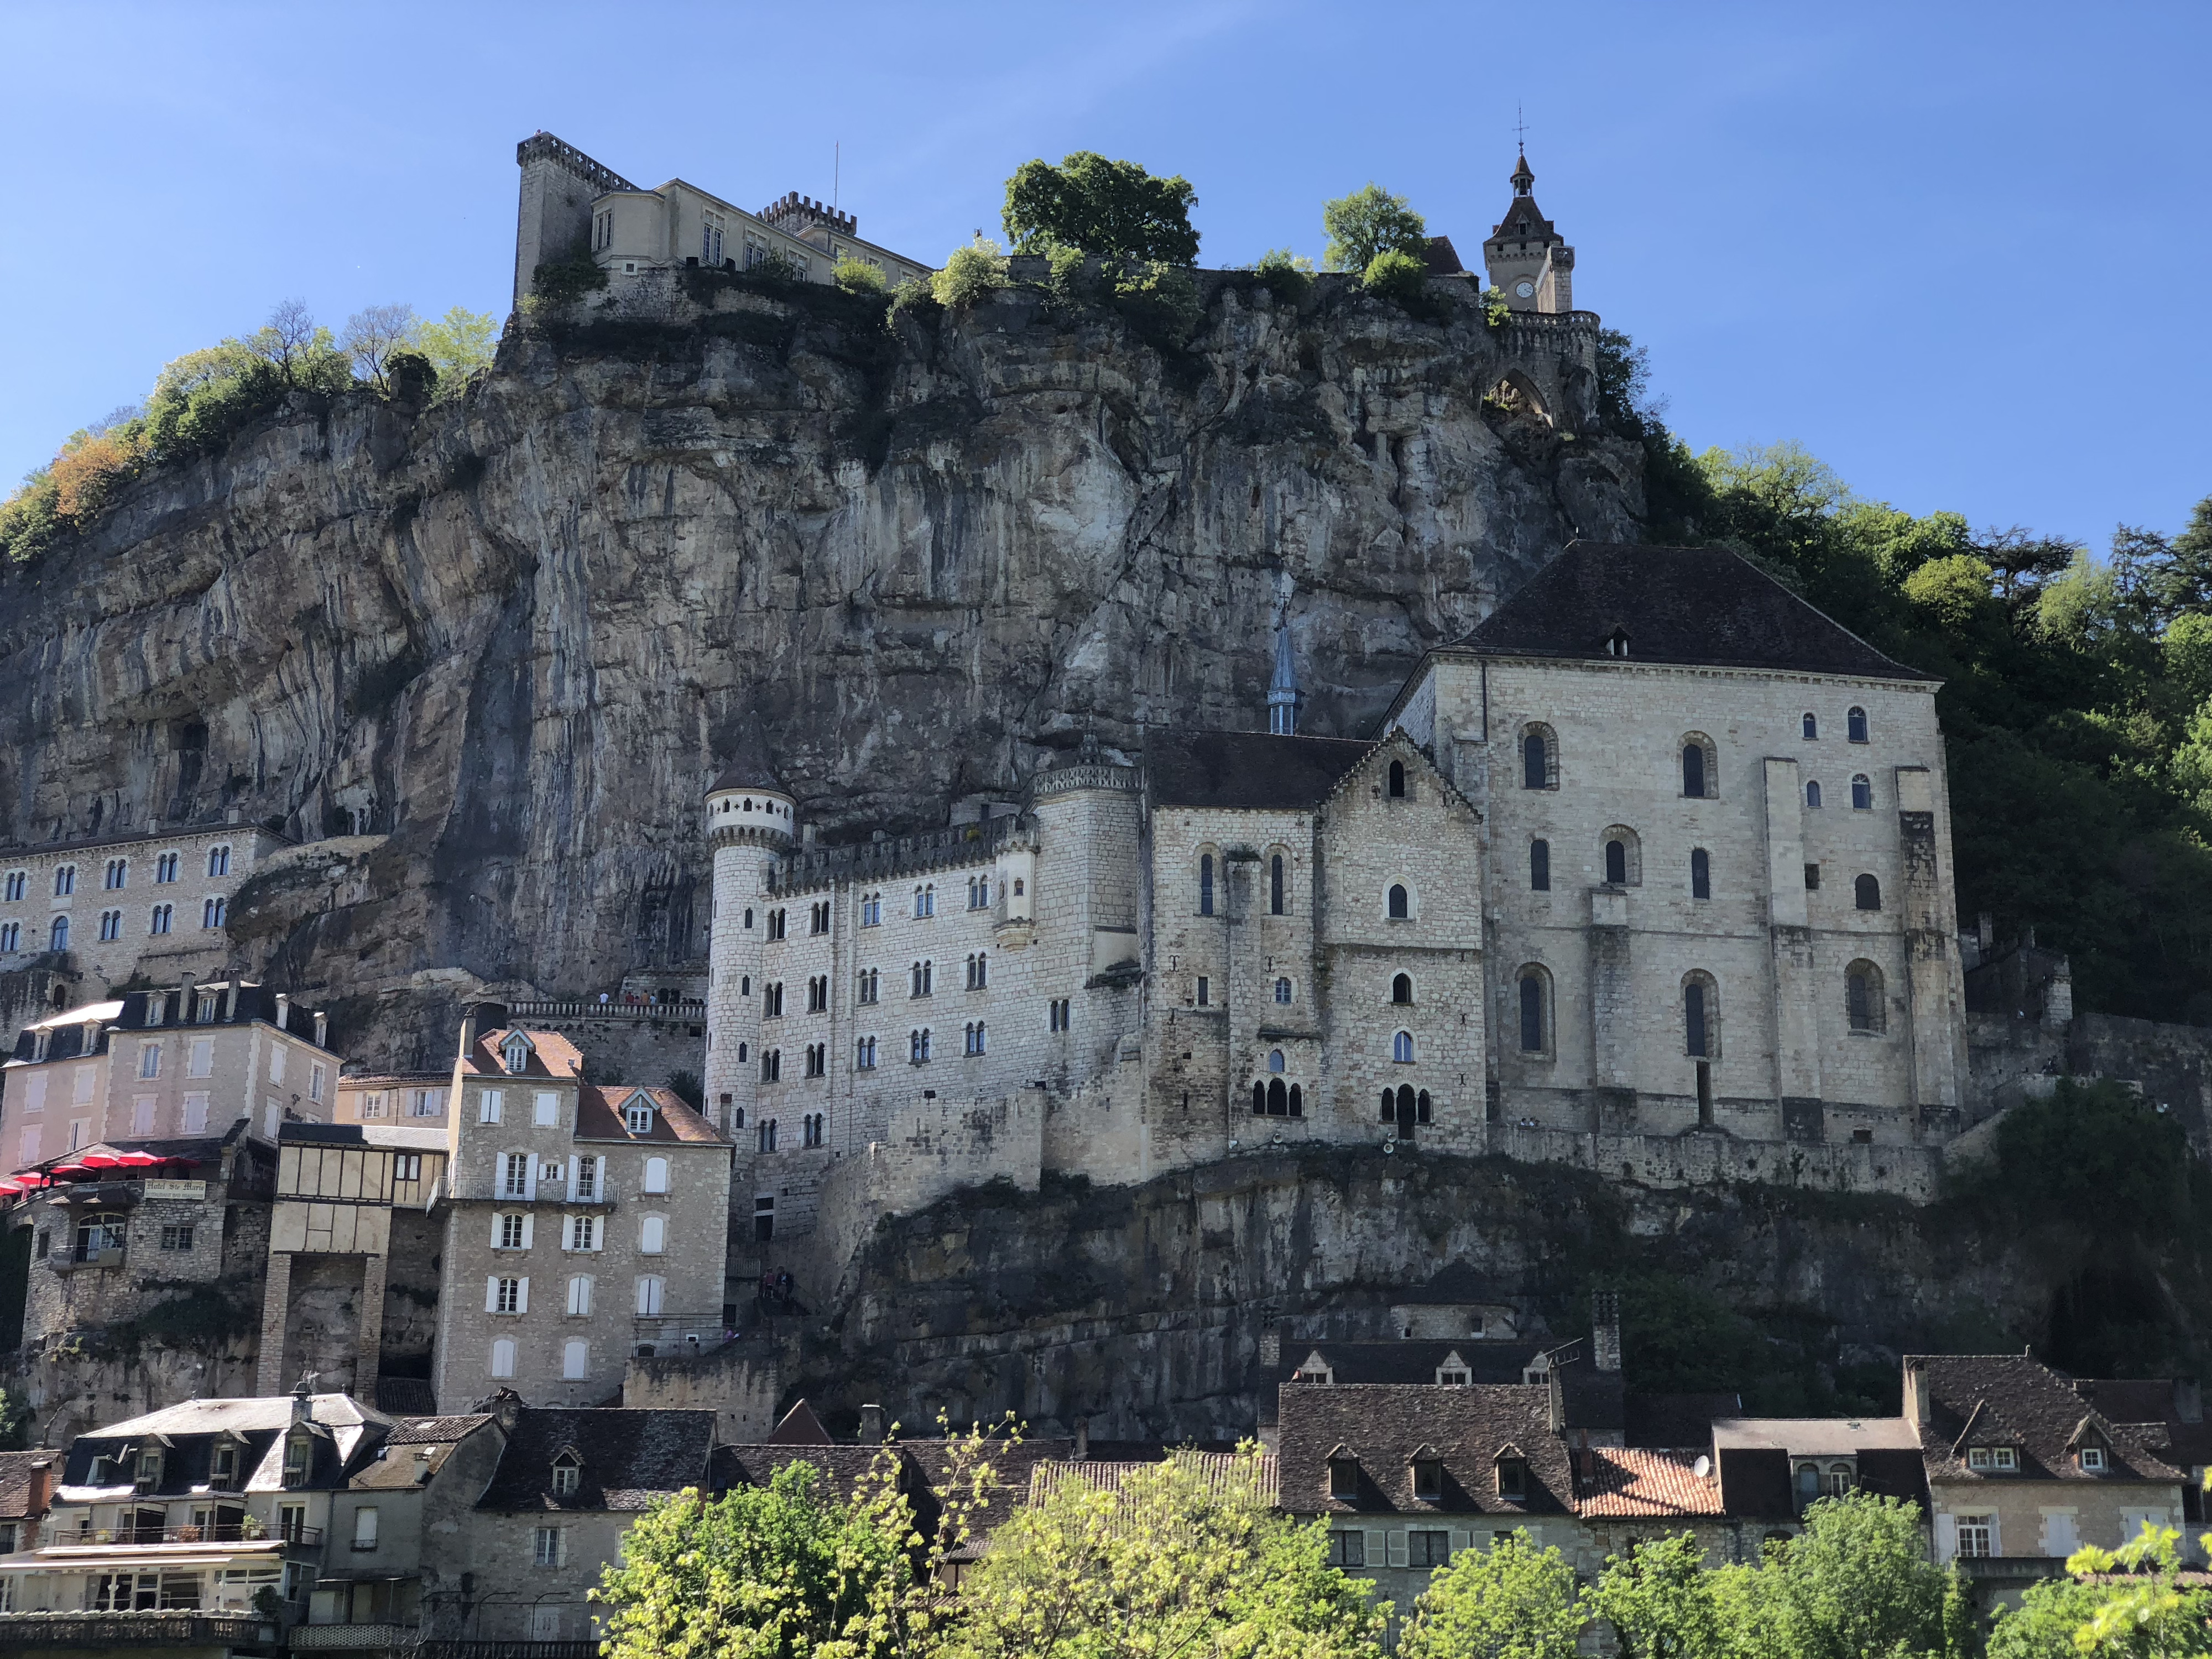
[1515,103,1528,153]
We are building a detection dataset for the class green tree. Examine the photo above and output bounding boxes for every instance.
[1001,152,1199,264]
[1321,184,1426,273]
[931,237,1011,309]
[1397,1530,1585,1659]
[1989,1524,2212,1659]
[413,306,499,398]
[946,1449,1381,1659]
[833,257,888,295]
[1715,1493,1972,1659]
[1588,1533,1728,1659]
[1361,248,1430,301]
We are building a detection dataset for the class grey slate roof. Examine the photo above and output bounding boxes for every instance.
[1277,1383,1575,1517]
[1454,541,1937,681]
[1913,1355,2186,1485]
[1145,731,1377,811]
[0,1451,54,1520]
[477,1407,716,1511]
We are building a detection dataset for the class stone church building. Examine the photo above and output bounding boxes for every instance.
[702,541,1967,1281]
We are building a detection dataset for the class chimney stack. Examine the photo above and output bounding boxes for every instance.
[859,1403,885,1443]
[312,1011,328,1049]
[1592,1290,1621,1374]
[274,993,290,1034]
[291,1375,315,1421]
[1073,1417,1089,1462]
[458,1006,478,1058]
[222,975,241,1022]
[178,974,195,1024]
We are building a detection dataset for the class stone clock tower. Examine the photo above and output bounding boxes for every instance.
[1483,148,1576,314]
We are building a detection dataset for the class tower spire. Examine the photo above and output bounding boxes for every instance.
[1267,572,1299,737]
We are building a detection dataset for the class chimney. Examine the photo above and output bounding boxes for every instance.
[859,1403,885,1443]
[291,1374,315,1421]
[1906,1360,1929,1425]
[227,806,242,825]
[2177,1378,2203,1425]
[311,1011,327,1048]
[274,993,290,1034]
[458,1005,479,1058]
[1547,1365,1565,1433]
[222,975,241,1021]
[494,1389,523,1434]
[27,1457,53,1521]
[1073,1417,1089,1462]
[1592,1290,1621,1374]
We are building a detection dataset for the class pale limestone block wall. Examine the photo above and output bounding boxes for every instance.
[623,1339,781,1442]
[464,1509,632,1643]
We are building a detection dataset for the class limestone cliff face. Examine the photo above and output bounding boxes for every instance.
[0,273,1641,1063]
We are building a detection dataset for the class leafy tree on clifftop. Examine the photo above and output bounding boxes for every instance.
[1001,152,1200,264]
[1321,183,1427,273]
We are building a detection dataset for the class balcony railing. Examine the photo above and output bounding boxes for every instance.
[446,1181,615,1207]
[49,1248,126,1272]
[1952,1554,2071,1580]
[54,1521,319,1547]
[504,997,705,1024]
[418,1642,601,1659]
[293,1620,422,1648]
[0,1610,276,1646]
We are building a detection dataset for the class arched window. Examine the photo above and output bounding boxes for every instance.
[1803,713,1818,740]
[1391,973,1413,1005]
[1530,838,1550,891]
[1847,706,1869,743]
[1846,961,1885,1033]
[1392,1031,1415,1063]
[1416,1089,1431,1124]
[639,1215,666,1254]
[1199,853,1215,917]
[1854,874,1881,911]
[1270,853,1285,915]
[1683,977,1712,1058]
[635,1276,665,1316]
[49,916,67,951]
[1275,977,1293,1004]
[1681,734,1716,799]
[1521,724,1556,790]
[1395,1083,1420,1134]
[1691,848,1711,900]
[1387,883,1410,920]
[563,1339,589,1380]
[1380,1089,1396,1123]
[1517,969,1548,1054]
[1252,1082,1267,1115]
[1605,839,1627,885]
[1388,759,1407,799]
[1806,780,1823,810]
[1268,1048,1286,1073]
[1267,1078,1287,1115]
[491,1338,516,1379]
[1288,1084,1302,1117]
[1851,774,1873,811]
[643,1156,669,1194]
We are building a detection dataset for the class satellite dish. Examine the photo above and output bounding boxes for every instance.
[1693,1454,1713,1479]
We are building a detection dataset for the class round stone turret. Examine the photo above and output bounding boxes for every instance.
[706,765,796,848]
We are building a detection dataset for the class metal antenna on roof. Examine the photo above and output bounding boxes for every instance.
[1514,103,1528,155]
[833,140,839,215]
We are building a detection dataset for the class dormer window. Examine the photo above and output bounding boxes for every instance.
[502,1034,531,1076]
[1495,1452,1528,1501]
[1606,627,1631,659]
[135,1449,163,1491]
[552,1449,582,1495]
[625,1098,654,1135]
[2079,1446,2106,1472]
[283,1431,312,1487]
[211,1443,239,1486]
[1966,1447,2018,1472]
[1411,1452,1444,1501]
[1327,1450,1360,1501]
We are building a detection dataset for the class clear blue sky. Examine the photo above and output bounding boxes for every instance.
[2,1,2204,547]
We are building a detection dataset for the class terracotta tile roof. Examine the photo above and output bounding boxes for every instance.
[1580,1448,1725,1518]
[1451,541,1938,682]
[1913,1355,2186,1485]
[1278,1384,1573,1516]
[462,1027,585,1082]
[0,1451,55,1520]
[575,1085,724,1145]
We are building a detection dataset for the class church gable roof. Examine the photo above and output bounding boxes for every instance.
[1146,731,1378,811]
[1454,542,1937,682]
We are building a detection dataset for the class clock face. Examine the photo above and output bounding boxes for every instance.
[1514,280,1536,299]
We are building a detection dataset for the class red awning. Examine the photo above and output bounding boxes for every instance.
[14,1173,50,1188]
[48,1163,92,1177]
[77,1153,123,1170]
[114,1151,164,1168]
[0,1181,23,1196]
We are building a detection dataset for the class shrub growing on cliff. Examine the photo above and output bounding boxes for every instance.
[1361,248,1430,302]
[1322,183,1427,273]
[931,237,1011,309]
[531,238,610,307]
[833,255,888,295]
[1247,247,1314,304]
[414,306,499,398]
[1002,151,1200,265]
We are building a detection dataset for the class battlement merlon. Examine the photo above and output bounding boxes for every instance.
[517,132,639,195]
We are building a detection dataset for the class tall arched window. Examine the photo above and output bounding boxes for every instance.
[1267,1078,1287,1115]
[1803,713,1818,740]
[1605,839,1628,886]
[1691,848,1711,900]
[1530,838,1550,891]
[1392,1031,1415,1063]
[1288,1084,1303,1117]
[1684,979,1710,1058]
[1854,874,1882,911]
[1199,854,1215,916]
[1846,961,1886,1032]
[1252,1082,1267,1115]
[1387,884,1410,920]
[1391,973,1413,1005]
[1806,780,1823,809]
[1681,734,1717,799]
[1387,760,1407,798]
[49,916,67,951]
[1267,1049,1285,1073]
[1274,977,1292,1004]
[1847,706,1869,743]
[491,1338,517,1379]
[1270,854,1285,915]
[1851,774,1873,810]
[1521,724,1556,790]
[1518,970,1548,1053]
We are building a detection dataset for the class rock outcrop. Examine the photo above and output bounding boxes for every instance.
[0,273,1641,1065]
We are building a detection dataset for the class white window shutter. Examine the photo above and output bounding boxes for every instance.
[1449,1528,1470,1559]
[1986,1512,2001,1556]
[1933,1513,1955,1560]
[1361,1528,1385,1569]
[1387,1530,1408,1568]
[484,1276,498,1313]
[491,1217,502,1249]
[524,1159,537,1201]
[516,1276,529,1313]
[521,1214,534,1249]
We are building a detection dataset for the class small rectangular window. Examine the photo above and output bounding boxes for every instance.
[1196,977,1209,1006]
[1326,1531,1365,1568]
[1804,863,1820,890]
